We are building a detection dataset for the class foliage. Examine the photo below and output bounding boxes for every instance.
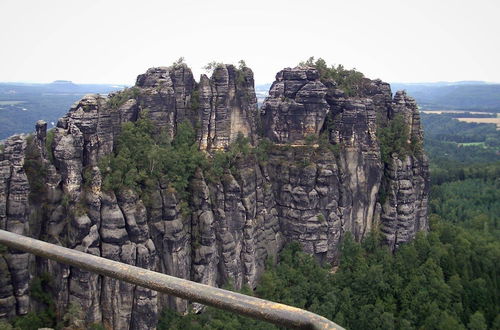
[254,138,273,162]
[62,302,84,329]
[238,60,247,70]
[107,87,140,109]
[11,273,57,329]
[299,57,365,96]
[377,114,412,163]
[172,57,185,67]
[421,114,499,173]
[235,60,249,85]
[100,114,205,202]
[45,128,55,163]
[430,161,500,186]
[203,61,224,74]
[421,113,500,147]
[190,90,200,111]
[430,178,500,233]
[0,320,12,330]
[160,219,499,329]
[23,135,48,203]
[206,133,252,180]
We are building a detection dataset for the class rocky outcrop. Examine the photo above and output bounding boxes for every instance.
[0,136,30,317]
[261,67,328,143]
[135,64,258,151]
[0,63,429,329]
[380,91,429,250]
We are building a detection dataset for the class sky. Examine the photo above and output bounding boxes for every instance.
[1,0,499,85]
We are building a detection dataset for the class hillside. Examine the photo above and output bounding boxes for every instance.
[391,82,500,112]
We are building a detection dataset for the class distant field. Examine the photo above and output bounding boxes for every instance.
[421,110,495,115]
[459,142,486,147]
[456,117,500,129]
[0,100,25,105]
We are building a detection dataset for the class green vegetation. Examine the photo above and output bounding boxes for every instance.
[299,57,365,96]
[159,217,500,329]
[190,90,200,111]
[421,113,499,184]
[100,113,205,202]
[431,179,499,234]
[203,61,225,75]
[106,87,140,110]
[45,128,55,163]
[23,135,48,203]
[207,133,252,180]
[376,114,421,163]
[422,113,499,147]
[431,161,500,186]
[11,273,56,330]
[172,57,186,68]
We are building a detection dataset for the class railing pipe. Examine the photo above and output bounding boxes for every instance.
[0,229,343,330]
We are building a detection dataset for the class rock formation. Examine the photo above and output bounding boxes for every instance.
[0,63,429,329]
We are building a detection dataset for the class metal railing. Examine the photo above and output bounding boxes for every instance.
[0,229,343,329]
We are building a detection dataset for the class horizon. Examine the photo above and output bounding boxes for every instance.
[1,0,499,86]
[2,75,500,87]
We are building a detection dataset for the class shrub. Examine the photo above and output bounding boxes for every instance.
[107,87,140,110]
[299,57,365,96]
[100,113,205,202]
[23,135,48,203]
[45,129,55,163]
[377,114,411,163]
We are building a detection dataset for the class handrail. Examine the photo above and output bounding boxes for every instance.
[0,229,343,329]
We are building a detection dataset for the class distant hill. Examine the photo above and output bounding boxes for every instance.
[0,82,126,139]
[391,82,500,112]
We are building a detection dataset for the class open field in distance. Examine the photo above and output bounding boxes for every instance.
[456,117,500,129]
[420,110,495,115]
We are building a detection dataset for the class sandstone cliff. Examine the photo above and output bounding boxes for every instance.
[0,63,428,329]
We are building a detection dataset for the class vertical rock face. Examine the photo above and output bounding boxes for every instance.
[0,63,429,329]
[380,91,429,250]
[261,68,329,143]
[0,136,30,317]
[135,64,258,151]
[196,65,258,150]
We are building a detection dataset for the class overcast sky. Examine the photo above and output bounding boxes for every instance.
[1,0,499,85]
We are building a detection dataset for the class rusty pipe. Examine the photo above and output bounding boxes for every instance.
[0,229,343,329]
